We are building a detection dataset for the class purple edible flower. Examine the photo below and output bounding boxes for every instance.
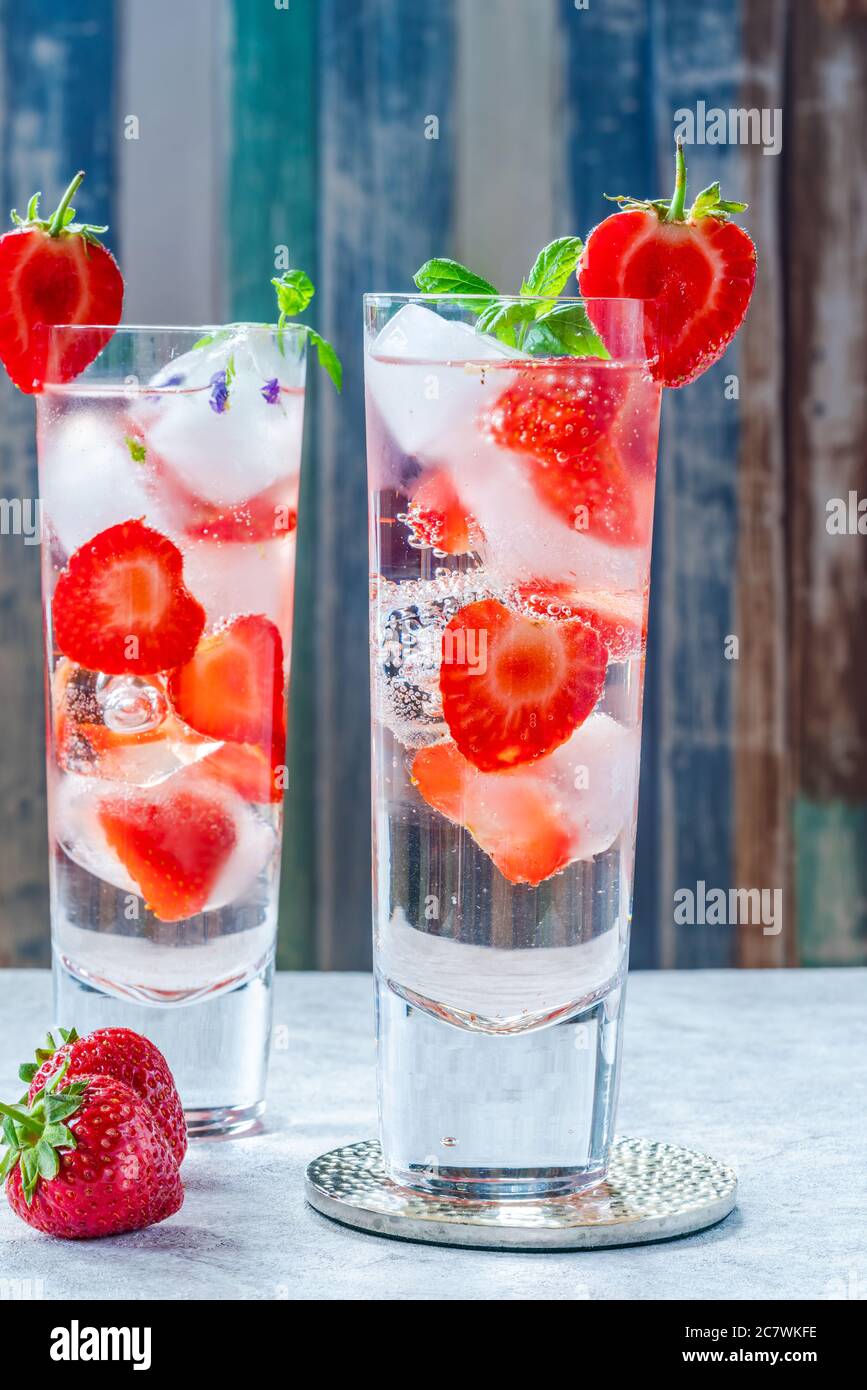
[261,377,280,405]
[209,370,230,414]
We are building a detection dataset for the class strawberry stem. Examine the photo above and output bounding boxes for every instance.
[664,141,688,224]
[0,1100,42,1134]
[47,170,85,237]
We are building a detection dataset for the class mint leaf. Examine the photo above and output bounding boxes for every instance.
[475,298,535,349]
[522,302,610,359]
[272,269,315,317]
[413,258,498,299]
[308,329,342,392]
[125,436,147,464]
[521,236,583,304]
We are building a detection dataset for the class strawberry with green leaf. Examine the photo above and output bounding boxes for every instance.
[578,140,756,387]
[0,170,123,393]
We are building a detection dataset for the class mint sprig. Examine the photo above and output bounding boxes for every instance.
[271,270,342,391]
[412,237,609,359]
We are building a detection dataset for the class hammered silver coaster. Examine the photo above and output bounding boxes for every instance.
[305,1138,737,1250]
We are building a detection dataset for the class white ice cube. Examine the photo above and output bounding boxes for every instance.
[40,411,154,556]
[546,713,640,860]
[365,303,528,460]
[180,534,295,640]
[432,431,649,593]
[134,329,304,507]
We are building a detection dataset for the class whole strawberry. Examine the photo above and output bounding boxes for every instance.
[0,170,123,393]
[578,140,756,388]
[1,1067,183,1240]
[23,1027,187,1166]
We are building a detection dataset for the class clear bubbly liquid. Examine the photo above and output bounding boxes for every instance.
[37,355,304,1007]
[366,347,661,1193]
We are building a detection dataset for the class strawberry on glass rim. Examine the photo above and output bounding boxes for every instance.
[578,139,756,388]
[0,170,123,393]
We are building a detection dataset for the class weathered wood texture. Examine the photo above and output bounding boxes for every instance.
[226,0,319,968]
[787,0,867,964]
[0,0,116,965]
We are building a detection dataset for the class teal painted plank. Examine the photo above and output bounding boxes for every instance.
[316,0,457,967]
[795,801,867,966]
[0,0,117,966]
[226,0,319,969]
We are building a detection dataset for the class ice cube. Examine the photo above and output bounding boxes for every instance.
[365,303,528,460]
[432,432,649,593]
[546,713,640,860]
[133,328,304,507]
[180,533,295,638]
[40,410,154,556]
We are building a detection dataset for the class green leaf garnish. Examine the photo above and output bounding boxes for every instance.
[125,436,147,464]
[270,269,343,391]
[412,237,611,359]
[413,258,498,299]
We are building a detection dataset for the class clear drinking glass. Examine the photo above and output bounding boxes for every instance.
[365,294,661,1197]
[37,324,306,1135]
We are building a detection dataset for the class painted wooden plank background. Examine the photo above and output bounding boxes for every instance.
[0,0,117,966]
[0,0,865,973]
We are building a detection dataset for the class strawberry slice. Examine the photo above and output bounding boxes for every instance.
[405,469,482,555]
[411,741,573,887]
[578,141,756,388]
[167,614,286,762]
[98,784,238,922]
[198,742,284,805]
[0,171,123,393]
[439,599,607,772]
[517,584,647,662]
[487,366,653,547]
[52,519,205,676]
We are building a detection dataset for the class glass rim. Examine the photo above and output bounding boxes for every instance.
[42,321,308,337]
[363,292,651,307]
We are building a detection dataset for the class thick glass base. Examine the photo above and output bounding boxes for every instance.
[376,970,625,1200]
[54,950,275,1136]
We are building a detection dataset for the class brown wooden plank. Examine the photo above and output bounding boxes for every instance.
[734,0,793,967]
[787,0,867,964]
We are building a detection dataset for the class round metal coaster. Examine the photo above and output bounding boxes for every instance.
[305,1138,737,1250]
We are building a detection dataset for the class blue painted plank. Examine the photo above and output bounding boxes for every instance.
[316,0,457,967]
[0,0,117,964]
[559,0,660,968]
[647,0,744,968]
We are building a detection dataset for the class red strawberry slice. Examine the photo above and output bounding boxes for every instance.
[578,141,756,388]
[198,741,284,805]
[439,599,607,772]
[412,741,573,887]
[52,519,205,676]
[98,784,238,922]
[405,469,482,555]
[0,171,123,393]
[167,614,286,763]
[517,584,647,662]
[487,366,654,547]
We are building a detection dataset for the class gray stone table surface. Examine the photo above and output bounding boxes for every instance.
[0,968,864,1301]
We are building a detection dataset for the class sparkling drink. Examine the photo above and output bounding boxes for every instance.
[38,325,306,1134]
[365,296,661,1196]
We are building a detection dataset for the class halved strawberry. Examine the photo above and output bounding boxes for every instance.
[198,742,283,805]
[0,171,123,393]
[439,599,607,772]
[516,584,647,662]
[98,784,237,923]
[167,614,286,761]
[487,366,654,547]
[52,519,205,676]
[404,469,482,555]
[578,141,756,388]
[411,741,573,887]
